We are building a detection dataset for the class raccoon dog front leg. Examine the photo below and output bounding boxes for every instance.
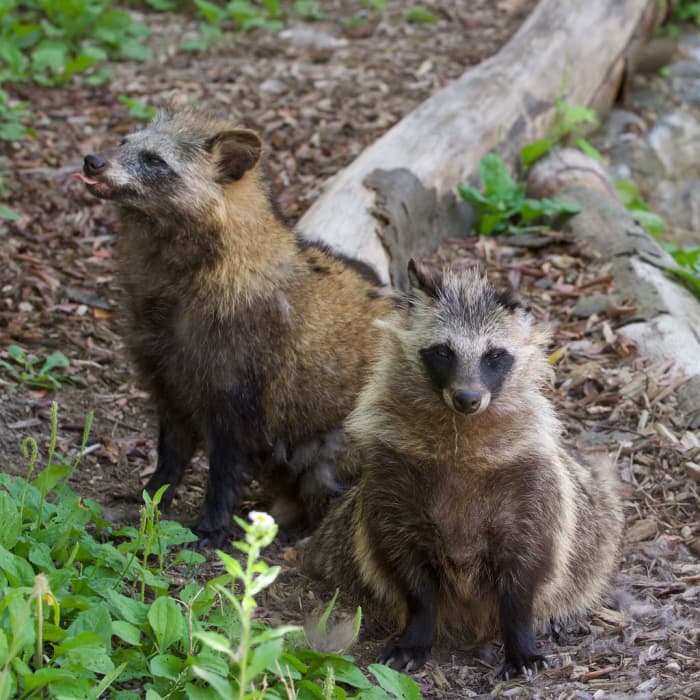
[378,568,439,671]
[145,412,196,509]
[193,421,250,547]
[493,539,548,678]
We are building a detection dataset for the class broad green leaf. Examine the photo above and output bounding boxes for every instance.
[479,153,516,198]
[632,210,666,238]
[103,589,149,625]
[479,213,503,235]
[403,5,438,23]
[40,351,70,374]
[31,40,66,74]
[119,38,151,62]
[190,665,235,699]
[574,137,602,160]
[28,541,53,570]
[33,464,73,493]
[94,661,128,697]
[112,620,142,646]
[149,653,185,680]
[0,206,20,220]
[194,630,233,655]
[195,0,227,23]
[456,185,492,210]
[561,103,598,125]
[48,677,96,698]
[368,663,422,700]
[247,637,284,679]
[189,652,229,677]
[520,139,552,167]
[249,564,280,594]
[0,492,21,550]
[0,544,35,585]
[295,680,326,699]
[21,668,75,691]
[67,605,113,651]
[7,345,25,363]
[185,683,221,700]
[148,596,185,653]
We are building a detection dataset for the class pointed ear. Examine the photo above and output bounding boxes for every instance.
[407,258,443,299]
[494,285,523,312]
[208,129,262,182]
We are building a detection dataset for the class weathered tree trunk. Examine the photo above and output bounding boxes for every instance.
[298,0,660,284]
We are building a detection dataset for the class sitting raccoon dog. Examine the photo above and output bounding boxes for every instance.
[75,107,393,544]
[304,260,623,677]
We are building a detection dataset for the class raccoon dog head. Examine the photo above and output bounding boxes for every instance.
[384,259,550,417]
[76,107,262,219]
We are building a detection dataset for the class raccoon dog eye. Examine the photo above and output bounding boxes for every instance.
[141,151,167,167]
[485,348,507,364]
[430,344,453,360]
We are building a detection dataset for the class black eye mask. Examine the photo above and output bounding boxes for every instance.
[420,344,456,395]
[479,348,514,398]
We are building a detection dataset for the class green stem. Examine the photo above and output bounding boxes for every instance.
[237,542,260,700]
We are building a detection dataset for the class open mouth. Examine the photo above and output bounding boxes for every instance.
[73,173,114,198]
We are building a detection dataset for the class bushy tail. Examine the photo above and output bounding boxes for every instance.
[303,486,360,587]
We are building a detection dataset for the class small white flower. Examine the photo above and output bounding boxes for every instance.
[248,510,275,527]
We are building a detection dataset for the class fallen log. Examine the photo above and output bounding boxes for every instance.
[527,148,700,429]
[298,0,660,284]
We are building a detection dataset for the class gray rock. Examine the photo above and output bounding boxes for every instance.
[573,294,609,318]
[647,111,700,179]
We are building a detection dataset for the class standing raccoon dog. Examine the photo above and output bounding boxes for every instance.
[305,260,623,677]
[76,107,392,543]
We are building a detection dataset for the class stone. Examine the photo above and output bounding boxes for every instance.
[573,294,609,318]
[647,111,700,180]
[625,518,658,544]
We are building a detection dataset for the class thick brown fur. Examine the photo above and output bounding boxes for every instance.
[78,107,393,543]
[304,261,623,676]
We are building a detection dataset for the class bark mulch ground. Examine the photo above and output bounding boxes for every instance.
[1,1,698,697]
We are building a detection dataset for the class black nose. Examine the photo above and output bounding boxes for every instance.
[84,154,108,176]
[452,389,482,414]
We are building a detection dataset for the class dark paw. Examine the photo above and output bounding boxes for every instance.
[498,652,546,681]
[189,521,232,550]
[377,641,430,672]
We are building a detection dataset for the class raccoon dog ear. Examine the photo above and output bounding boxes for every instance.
[208,129,262,182]
[407,258,443,300]
[494,286,525,312]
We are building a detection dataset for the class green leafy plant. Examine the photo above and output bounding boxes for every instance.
[614,179,700,299]
[520,99,601,168]
[292,0,323,20]
[614,179,667,238]
[458,152,581,235]
[0,405,423,699]
[403,5,438,23]
[0,205,20,221]
[183,0,284,51]
[358,0,386,9]
[118,95,157,122]
[0,89,30,142]
[673,1,700,23]
[0,345,76,391]
[0,0,151,88]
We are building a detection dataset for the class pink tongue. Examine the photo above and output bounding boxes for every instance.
[73,173,99,185]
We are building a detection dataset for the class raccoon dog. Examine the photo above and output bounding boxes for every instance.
[304,260,623,677]
[76,107,392,544]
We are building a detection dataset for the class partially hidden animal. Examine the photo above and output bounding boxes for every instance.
[76,106,393,544]
[304,260,623,677]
